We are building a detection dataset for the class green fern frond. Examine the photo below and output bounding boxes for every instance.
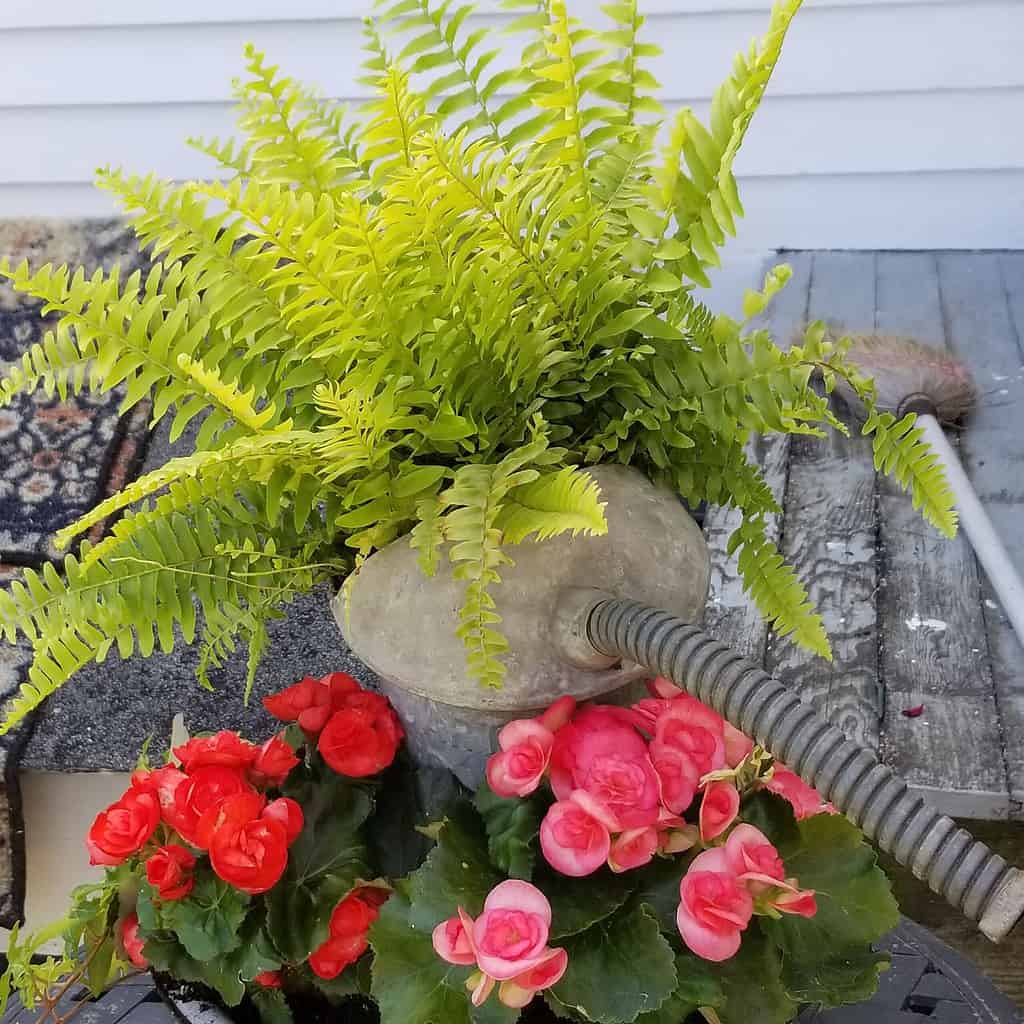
[666,0,802,284]
[360,20,436,186]
[595,0,663,128]
[375,0,519,147]
[0,510,327,733]
[410,495,447,577]
[864,410,957,538]
[730,516,832,660]
[497,466,607,544]
[234,44,365,195]
[52,431,320,552]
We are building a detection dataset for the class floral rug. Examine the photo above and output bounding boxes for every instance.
[0,220,152,563]
[0,220,153,925]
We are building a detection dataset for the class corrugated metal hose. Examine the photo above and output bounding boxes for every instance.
[583,595,1024,943]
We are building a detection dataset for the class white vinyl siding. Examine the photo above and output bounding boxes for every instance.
[0,0,1021,248]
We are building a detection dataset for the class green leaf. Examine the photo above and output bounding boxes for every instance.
[739,790,800,849]
[551,904,677,1023]
[251,988,294,1024]
[473,779,545,879]
[761,813,899,1007]
[225,911,281,984]
[636,953,724,1024]
[632,854,690,934]
[163,872,250,962]
[717,925,798,1024]
[144,932,247,1008]
[407,801,503,931]
[281,765,374,886]
[370,891,518,1024]
[535,862,638,941]
[268,765,372,961]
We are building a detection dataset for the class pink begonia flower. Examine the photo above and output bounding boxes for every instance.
[433,882,567,1009]
[644,678,755,768]
[724,824,817,916]
[549,706,661,829]
[699,780,741,843]
[649,741,700,815]
[540,791,616,877]
[609,826,659,873]
[766,768,835,820]
[486,698,578,799]
[653,696,727,778]
[677,847,753,962]
[487,720,555,799]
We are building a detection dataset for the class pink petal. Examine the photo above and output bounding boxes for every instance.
[608,827,659,873]
[499,948,569,1006]
[568,789,620,832]
[482,880,552,927]
[699,781,740,842]
[432,917,477,966]
[774,887,818,917]
[486,749,545,798]
[676,905,743,962]
[474,947,551,983]
[497,718,554,752]
[687,846,735,876]
[468,971,496,1007]
[650,676,684,699]
[538,697,576,733]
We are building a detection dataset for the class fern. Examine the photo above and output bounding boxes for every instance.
[0,0,957,726]
[864,411,957,538]
[730,517,831,660]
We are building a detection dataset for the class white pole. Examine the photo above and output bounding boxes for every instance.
[917,412,1024,648]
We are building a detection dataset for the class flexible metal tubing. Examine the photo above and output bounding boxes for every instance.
[587,597,1023,940]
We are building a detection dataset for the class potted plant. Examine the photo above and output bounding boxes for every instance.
[0,1,961,1019]
[0,0,953,748]
[0,672,901,1024]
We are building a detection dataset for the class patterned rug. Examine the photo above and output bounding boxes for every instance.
[0,220,154,925]
[0,219,152,563]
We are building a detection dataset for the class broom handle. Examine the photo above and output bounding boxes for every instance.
[917,413,1024,648]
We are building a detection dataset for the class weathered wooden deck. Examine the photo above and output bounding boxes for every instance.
[704,251,1024,822]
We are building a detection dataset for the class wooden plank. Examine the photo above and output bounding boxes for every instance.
[874,252,1009,820]
[940,252,1024,819]
[702,253,812,663]
[766,251,882,750]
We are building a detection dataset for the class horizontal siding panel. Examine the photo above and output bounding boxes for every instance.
[0,0,970,30]
[3,89,1021,186]
[1,2,1020,109]
[4,170,1023,250]
[734,169,1024,249]
[647,1,1024,99]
